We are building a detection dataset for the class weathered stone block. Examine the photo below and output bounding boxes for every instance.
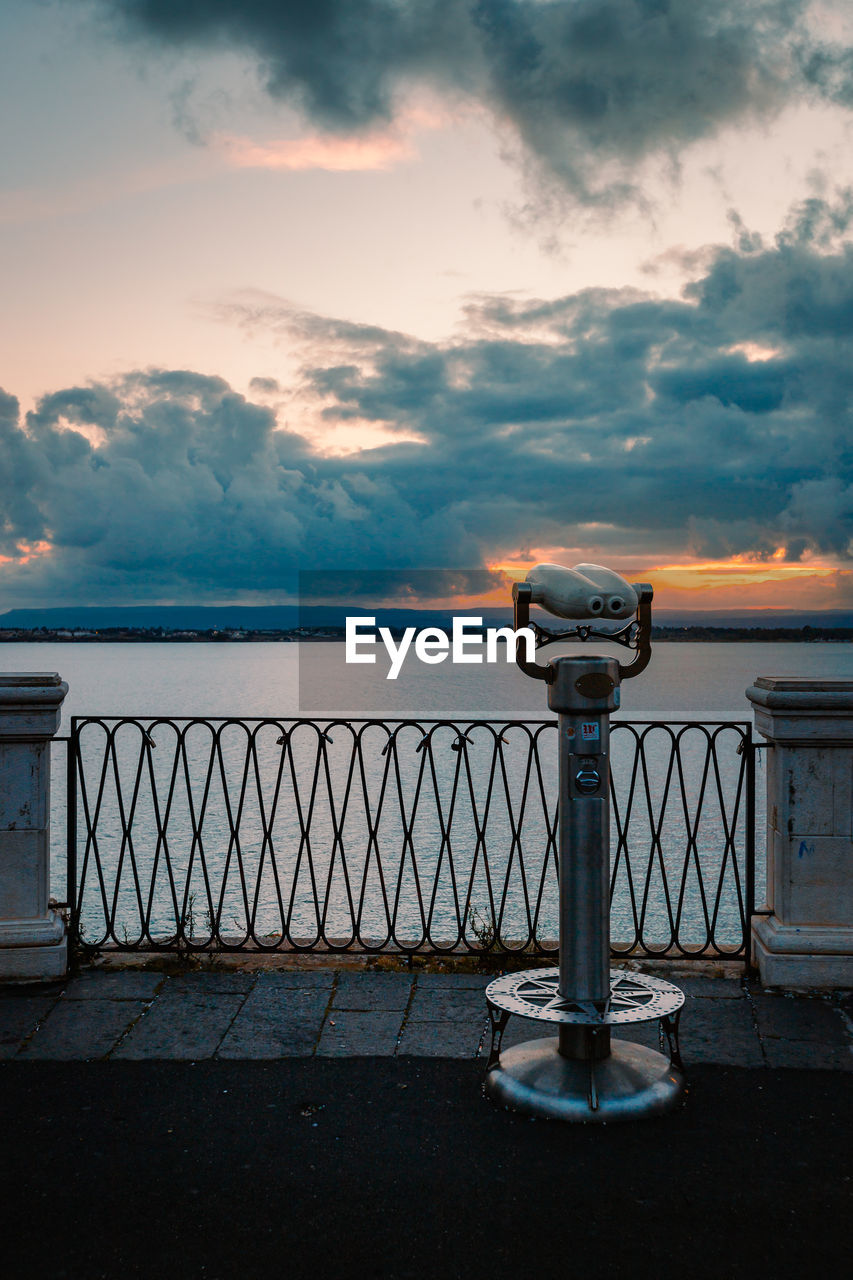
[0,830,49,920]
[0,674,68,981]
[747,678,853,989]
[0,743,48,829]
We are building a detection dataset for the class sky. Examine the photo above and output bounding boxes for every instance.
[2,0,853,615]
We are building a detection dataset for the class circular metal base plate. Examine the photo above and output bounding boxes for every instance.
[485,1037,684,1123]
[486,967,684,1025]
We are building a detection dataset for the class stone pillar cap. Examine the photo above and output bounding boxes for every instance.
[0,674,69,732]
[0,673,65,686]
[746,677,853,711]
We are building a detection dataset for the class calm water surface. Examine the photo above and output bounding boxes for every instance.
[3,639,851,722]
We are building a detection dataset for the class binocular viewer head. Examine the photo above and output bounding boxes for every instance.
[525,562,638,621]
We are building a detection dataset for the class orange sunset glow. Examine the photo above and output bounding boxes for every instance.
[0,541,52,568]
[376,557,853,616]
[486,557,853,614]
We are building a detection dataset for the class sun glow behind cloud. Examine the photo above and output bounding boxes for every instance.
[645,559,846,610]
[488,556,852,614]
[297,415,428,456]
[372,557,853,614]
[724,342,783,363]
[216,130,415,172]
[0,540,52,567]
[215,104,449,173]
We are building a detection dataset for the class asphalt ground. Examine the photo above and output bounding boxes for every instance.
[1,1058,850,1280]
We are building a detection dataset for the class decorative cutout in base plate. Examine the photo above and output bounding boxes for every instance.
[486,967,684,1026]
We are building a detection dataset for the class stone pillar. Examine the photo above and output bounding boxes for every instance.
[746,677,853,989]
[0,673,69,980]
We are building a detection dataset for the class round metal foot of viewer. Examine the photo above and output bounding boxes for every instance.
[485,1037,684,1123]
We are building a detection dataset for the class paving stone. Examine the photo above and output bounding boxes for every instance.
[316,1012,403,1057]
[3,968,851,1065]
[217,1031,318,1059]
[414,973,492,990]
[165,972,257,994]
[677,1000,764,1067]
[253,971,336,992]
[671,977,745,1000]
[111,991,246,1059]
[611,1022,664,1053]
[397,1019,487,1058]
[498,1019,554,1051]
[332,972,413,1010]
[761,1038,853,1070]
[19,999,148,1060]
[0,979,65,998]
[217,1023,318,1058]
[217,985,329,1058]
[0,997,58,1058]
[63,971,167,1000]
[406,989,491,1023]
[245,987,332,1016]
[751,994,848,1045]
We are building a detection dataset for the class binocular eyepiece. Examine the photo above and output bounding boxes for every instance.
[524,562,638,622]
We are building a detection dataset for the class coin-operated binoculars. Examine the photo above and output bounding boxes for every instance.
[484,564,684,1122]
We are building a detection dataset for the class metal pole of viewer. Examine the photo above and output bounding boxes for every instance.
[484,567,685,1122]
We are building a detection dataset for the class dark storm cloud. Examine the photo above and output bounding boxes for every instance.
[99,0,477,129]
[0,368,485,603]
[94,1,849,200]
[0,389,46,554]
[2,202,853,603]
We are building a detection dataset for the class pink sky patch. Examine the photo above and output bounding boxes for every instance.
[217,129,416,172]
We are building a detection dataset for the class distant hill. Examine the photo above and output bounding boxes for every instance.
[655,608,853,629]
[0,604,504,631]
[2,603,853,631]
[0,605,304,631]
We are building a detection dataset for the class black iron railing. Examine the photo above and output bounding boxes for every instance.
[67,716,754,961]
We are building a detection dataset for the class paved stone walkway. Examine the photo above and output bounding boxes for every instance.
[1,966,851,1066]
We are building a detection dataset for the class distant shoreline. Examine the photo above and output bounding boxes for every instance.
[1,625,851,644]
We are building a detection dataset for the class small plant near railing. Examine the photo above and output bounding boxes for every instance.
[467,904,496,950]
[467,908,552,970]
[203,905,220,947]
[468,905,512,973]
[176,891,198,964]
[71,916,100,968]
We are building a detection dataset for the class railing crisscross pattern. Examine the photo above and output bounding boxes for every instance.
[68,716,753,960]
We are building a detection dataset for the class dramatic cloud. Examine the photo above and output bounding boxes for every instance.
[0,370,485,603]
[2,196,852,604]
[93,1,853,200]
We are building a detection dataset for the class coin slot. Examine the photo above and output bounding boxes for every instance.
[575,765,601,794]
